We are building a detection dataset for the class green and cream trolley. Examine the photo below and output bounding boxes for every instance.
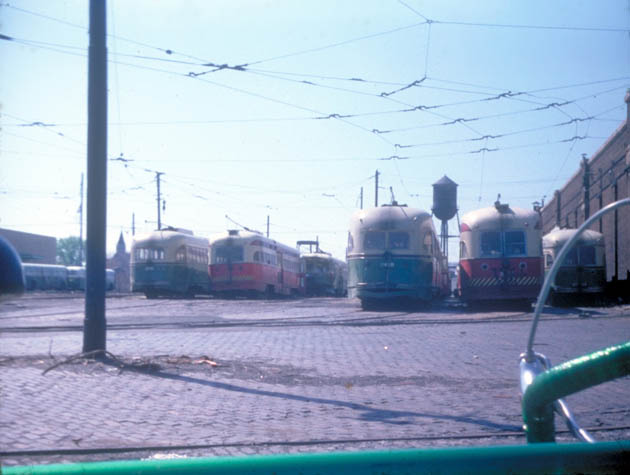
[346,204,449,309]
[131,227,211,298]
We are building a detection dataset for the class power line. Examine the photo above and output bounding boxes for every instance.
[432,19,630,33]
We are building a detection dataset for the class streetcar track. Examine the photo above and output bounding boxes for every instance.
[3,313,623,334]
[1,425,628,459]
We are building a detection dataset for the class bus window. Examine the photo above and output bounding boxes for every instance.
[481,231,501,256]
[389,232,409,249]
[504,231,525,256]
[579,246,596,265]
[364,231,385,250]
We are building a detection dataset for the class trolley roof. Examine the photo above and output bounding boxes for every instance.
[460,203,539,231]
[543,228,605,248]
[132,229,208,248]
[210,229,299,256]
[301,252,346,265]
[349,205,432,230]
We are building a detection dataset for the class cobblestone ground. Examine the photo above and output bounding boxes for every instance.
[1,294,629,466]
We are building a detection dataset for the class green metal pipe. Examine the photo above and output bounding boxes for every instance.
[522,341,630,443]
[4,442,629,474]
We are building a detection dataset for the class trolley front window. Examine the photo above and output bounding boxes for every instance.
[481,232,501,256]
[579,246,596,265]
[564,248,578,266]
[214,246,244,264]
[504,231,526,256]
[306,259,329,273]
[389,232,409,249]
[364,231,386,250]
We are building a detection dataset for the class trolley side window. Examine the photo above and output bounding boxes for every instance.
[135,247,165,261]
[578,246,596,265]
[423,232,433,254]
[480,231,501,256]
[459,241,467,259]
[545,253,553,267]
[364,231,386,250]
[504,231,526,256]
[389,231,409,249]
[347,232,354,253]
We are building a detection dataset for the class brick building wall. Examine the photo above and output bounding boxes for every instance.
[0,228,57,264]
[541,92,630,284]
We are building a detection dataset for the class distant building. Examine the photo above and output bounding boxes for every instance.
[0,228,56,264]
[107,232,131,292]
[541,92,630,296]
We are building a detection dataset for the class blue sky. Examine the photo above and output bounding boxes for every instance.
[1,0,629,260]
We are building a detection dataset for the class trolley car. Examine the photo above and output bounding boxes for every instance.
[298,240,347,297]
[542,228,606,306]
[131,227,211,298]
[457,201,543,307]
[346,203,450,309]
[209,230,302,297]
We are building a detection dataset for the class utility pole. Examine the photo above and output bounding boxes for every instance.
[374,169,379,207]
[132,213,135,236]
[360,187,363,209]
[156,171,164,230]
[83,0,108,355]
[79,173,84,264]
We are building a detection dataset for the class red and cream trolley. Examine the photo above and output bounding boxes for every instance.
[209,230,302,297]
[457,201,543,307]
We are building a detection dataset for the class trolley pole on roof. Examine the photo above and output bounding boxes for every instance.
[374,170,379,207]
[83,0,108,355]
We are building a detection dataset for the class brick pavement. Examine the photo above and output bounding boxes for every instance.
[1,296,629,466]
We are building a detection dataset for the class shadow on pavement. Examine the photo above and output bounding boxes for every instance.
[136,366,521,433]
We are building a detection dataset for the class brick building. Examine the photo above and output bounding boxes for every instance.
[541,92,630,295]
[0,228,57,264]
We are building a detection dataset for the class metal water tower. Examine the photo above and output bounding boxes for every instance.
[431,175,458,259]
